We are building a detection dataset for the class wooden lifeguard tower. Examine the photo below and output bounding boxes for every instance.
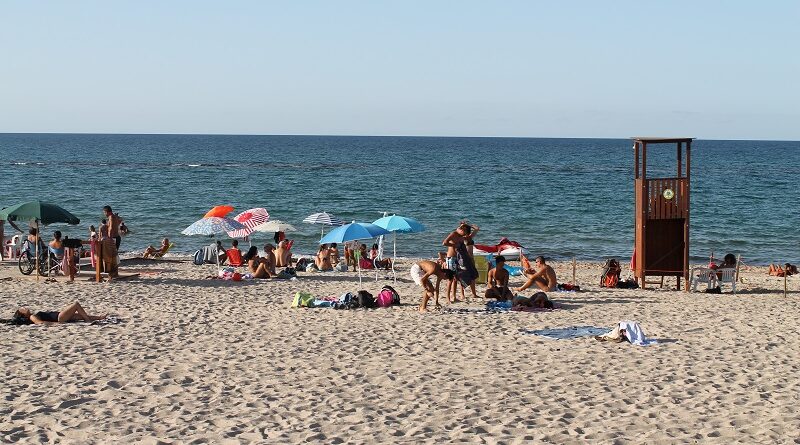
[632,137,694,289]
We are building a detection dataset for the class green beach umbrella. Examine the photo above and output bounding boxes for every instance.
[0,200,80,226]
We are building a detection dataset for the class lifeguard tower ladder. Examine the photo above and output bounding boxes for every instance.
[633,137,693,290]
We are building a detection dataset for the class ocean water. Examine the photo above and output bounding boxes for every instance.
[0,134,797,264]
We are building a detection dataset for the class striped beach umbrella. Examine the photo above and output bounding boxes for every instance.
[228,207,270,238]
[303,212,344,237]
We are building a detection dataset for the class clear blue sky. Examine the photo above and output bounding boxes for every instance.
[1,1,798,139]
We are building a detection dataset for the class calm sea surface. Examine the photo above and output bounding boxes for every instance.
[0,134,797,264]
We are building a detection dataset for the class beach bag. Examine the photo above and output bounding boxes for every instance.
[277,267,297,279]
[337,262,348,272]
[193,249,204,265]
[600,259,621,288]
[381,284,401,305]
[295,258,310,272]
[359,257,374,269]
[356,290,375,309]
[376,289,394,308]
[291,291,315,308]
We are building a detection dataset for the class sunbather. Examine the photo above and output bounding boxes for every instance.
[769,263,798,277]
[329,243,340,266]
[244,246,273,279]
[485,255,513,301]
[275,240,293,267]
[316,244,333,271]
[216,241,228,265]
[410,260,455,312]
[516,255,558,292]
[512,292,553,309]
[12,301,107,325]
[371,243,392,270]
[143,238,170,259]
[262,243,277,276]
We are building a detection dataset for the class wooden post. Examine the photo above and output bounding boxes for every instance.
[572,256,576,285]
[785,272,788,298]
[684,140,692,291]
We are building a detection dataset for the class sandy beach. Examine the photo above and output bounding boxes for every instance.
[1,257,798,444]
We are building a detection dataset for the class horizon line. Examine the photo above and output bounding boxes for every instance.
[0,131,798,143]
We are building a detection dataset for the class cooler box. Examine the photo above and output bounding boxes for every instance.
[474,254,490,284]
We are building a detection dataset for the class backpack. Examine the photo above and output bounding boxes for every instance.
[277,267,297,279]
[376,289,394,307]
[291,291,315,308]
[193,249,204,265]
[380,284,401,305]
[600,258,621,288]
[295,258,310,272]
[356,290,375,309]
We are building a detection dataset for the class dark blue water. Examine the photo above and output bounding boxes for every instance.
[1,134,797,264]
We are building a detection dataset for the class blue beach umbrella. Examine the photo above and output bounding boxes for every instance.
[372,214,426,282]
[319,222,390,245]
[182,217,245,272]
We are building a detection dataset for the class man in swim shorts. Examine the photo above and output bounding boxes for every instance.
[485,255,513,301]
[410,260,454,312]
[516,255,558,292]
[442,223,469,271]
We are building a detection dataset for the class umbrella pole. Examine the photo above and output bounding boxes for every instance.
[321,227,324,240]
[392,233,397,284]
[35,219,40,282]
[216,237,221,275]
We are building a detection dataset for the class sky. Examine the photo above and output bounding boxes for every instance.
[1,1,798,140]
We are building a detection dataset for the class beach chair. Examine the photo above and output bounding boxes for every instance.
[152,243,174,259]
[690,255,741,294]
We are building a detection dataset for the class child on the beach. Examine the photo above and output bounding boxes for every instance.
[410,260,454,311]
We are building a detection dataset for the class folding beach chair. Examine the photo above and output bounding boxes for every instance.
[152,242,174,259]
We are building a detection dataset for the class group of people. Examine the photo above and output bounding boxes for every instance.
[411,222,558,311]
[312,242,393,272]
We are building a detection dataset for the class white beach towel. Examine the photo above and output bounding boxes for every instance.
[599,320,657,346]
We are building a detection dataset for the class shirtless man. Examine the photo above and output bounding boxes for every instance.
[516,255,557,292]
[485,255,513,301]
[442,223,469,272]
[410,260,454,312]
[275,240,293,267]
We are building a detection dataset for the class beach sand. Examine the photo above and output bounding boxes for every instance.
[1,257,798,444]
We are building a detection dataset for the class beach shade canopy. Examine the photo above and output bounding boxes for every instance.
[204,205,235,218]
[182,217,245,236]
[319,222,391,244]
[227,207,270,238]
[0,200,80,226]
[250,220,297,233]
[372,215,425,234]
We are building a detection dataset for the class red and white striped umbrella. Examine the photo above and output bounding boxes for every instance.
[227,207,270,238]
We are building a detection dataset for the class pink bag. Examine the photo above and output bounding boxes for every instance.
[376,289,394,308]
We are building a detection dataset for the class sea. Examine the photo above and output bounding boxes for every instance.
[0,134,797,265]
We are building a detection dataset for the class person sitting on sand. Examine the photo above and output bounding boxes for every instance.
[275,240,293,267]
[244,246,273,279]
[485,255,513,301]
[344,241,357,271]
[12,301,107,325]
[410,260,455,312]
[516,255,558,292]
[370,243,392,270]
[216,241,228,265]
[329,243,340,266]
[357,244,374,269]
[769,263,798,277]
[512,292,554,309]
[143,238,170,259]
[316,244,333,271]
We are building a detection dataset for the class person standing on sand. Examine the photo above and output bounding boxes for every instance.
[410,260,454,312]
[516,255,558,292]
[102,206,120,279]
[442,223,468,272]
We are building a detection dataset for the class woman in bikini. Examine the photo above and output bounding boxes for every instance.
[244,246,273,279]
[12,301,107,325]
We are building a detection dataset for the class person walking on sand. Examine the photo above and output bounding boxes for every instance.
[516,255,558,292]
[410,260,454,312]
[485,255,513,301]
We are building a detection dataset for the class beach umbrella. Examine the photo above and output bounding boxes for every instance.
[372,214,426,283]
[182,217,245,273]
[303,212,344,238]
[228,207,270,239]
[319,222,391,284]
[250,220,297,234]
[204,205,234,218]
[0,200,80,281]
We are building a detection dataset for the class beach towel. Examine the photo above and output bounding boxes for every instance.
[523,326,609,339]
[456,242,478,286]
[598,320,657,346]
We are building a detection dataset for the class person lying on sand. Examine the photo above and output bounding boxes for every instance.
[244,246,273,279]
[410,260,455,312]
[485,255,513,301]
[512,292,554,309]
[516,255,558,292]
[769,263,798,277]
[12,301,107,325]
[143,238,170,259]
